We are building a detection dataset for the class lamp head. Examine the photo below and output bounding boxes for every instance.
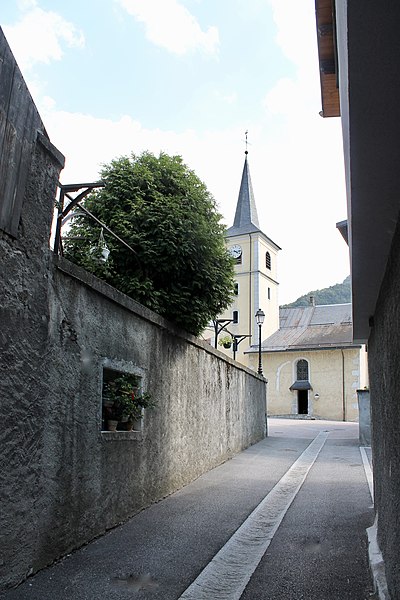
[255,308,265,326]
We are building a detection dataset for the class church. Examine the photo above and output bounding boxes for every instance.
[215,151,368,421]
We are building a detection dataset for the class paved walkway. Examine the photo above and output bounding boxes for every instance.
[1,419,376,599]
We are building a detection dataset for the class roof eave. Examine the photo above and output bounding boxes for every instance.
[315,0,340,118]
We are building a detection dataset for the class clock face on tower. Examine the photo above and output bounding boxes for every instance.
[229,244,242,259]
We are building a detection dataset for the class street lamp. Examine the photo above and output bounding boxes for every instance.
[255,308,265,375]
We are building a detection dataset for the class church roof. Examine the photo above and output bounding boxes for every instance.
[226,154,281,250]
[226,154,261,236]
[246,303,361,353]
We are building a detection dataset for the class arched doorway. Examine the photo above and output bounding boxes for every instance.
[289,359,311,415]
[297,359,309,414]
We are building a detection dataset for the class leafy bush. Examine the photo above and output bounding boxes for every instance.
[64,151,235,335]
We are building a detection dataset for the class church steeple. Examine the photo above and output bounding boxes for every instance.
[227,153,260,236]
[220,144,281,365]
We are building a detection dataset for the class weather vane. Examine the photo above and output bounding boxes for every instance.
[245,130,249,155]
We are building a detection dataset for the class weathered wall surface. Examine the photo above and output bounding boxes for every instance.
[0,138,65,588]
[248,348,361,421]
[1,249,265,591]
[368,218,400,598]
[357,389,371,446]
[0,28,266,591]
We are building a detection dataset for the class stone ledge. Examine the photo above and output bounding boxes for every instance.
[36,130,65,168]
[101,431,143,442]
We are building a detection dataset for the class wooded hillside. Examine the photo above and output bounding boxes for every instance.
[281,276,351,308]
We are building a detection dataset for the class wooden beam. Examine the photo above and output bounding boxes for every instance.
[315,0,340,117]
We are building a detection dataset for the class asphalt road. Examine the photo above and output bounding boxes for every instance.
[1,419,376,600]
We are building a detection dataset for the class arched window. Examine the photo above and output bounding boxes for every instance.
[232,310,239,324]
[297,359,309,381]
[266,252,271,270]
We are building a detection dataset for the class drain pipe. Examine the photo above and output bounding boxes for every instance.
[341,349,346,421]
[248,233,252,339]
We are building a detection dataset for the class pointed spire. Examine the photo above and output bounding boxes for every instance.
[226,143,281,249]
[231,153,260,232]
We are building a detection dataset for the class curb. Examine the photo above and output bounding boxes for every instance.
[367,518,390,600]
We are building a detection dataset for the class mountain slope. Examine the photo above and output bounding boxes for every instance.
[282,276,351,308]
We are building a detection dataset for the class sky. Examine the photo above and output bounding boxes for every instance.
[2,0,349,305]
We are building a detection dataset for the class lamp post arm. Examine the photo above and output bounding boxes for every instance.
[231,334,252,360]
[213,318,235,348]
[54,182,105,255]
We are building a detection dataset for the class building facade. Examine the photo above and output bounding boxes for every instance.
[214,152,367,422]
[247,303,368,421]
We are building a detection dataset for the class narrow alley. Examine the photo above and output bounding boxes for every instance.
[1,419,375,600]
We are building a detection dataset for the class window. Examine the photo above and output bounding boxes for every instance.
[232,310,239,324]
[268,287,271,300]
[234,282,239,296]
[266,252,271,270]
[297,359,309,381]
[101,368,152,433]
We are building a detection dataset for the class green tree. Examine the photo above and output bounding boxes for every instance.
[64,151,235,335]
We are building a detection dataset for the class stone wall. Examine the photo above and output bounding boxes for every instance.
[368,216,400,598]
[0,28,266,591]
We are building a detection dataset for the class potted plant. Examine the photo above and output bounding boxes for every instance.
[218,335,233,349]
[102,374,154,431]
[119,391,155,431]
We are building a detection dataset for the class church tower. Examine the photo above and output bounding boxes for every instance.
[219,151,281,363]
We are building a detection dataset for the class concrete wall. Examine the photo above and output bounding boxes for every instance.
[0,178,266,593]
[368,217,400,598]
[248,348,362,421]
[1,190,266,592]
[0,29,266,591]
[357,389,371,446]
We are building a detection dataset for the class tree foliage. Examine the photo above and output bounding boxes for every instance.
[64,151,235,335]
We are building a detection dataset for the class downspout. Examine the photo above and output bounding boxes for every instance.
[341,349,346,421]
[248,233,252,339]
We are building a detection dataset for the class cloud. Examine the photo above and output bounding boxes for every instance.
[265,0,321,116]
[268,0,318,70]
[116,0,219,56]
[40,108,239,201]
[6,0,348,304]
[39,101,349,305]
[259,0,349,302]
[3,1,85,70]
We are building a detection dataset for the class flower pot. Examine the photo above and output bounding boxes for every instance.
[107,419,118,432]
[223,343,232,349]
